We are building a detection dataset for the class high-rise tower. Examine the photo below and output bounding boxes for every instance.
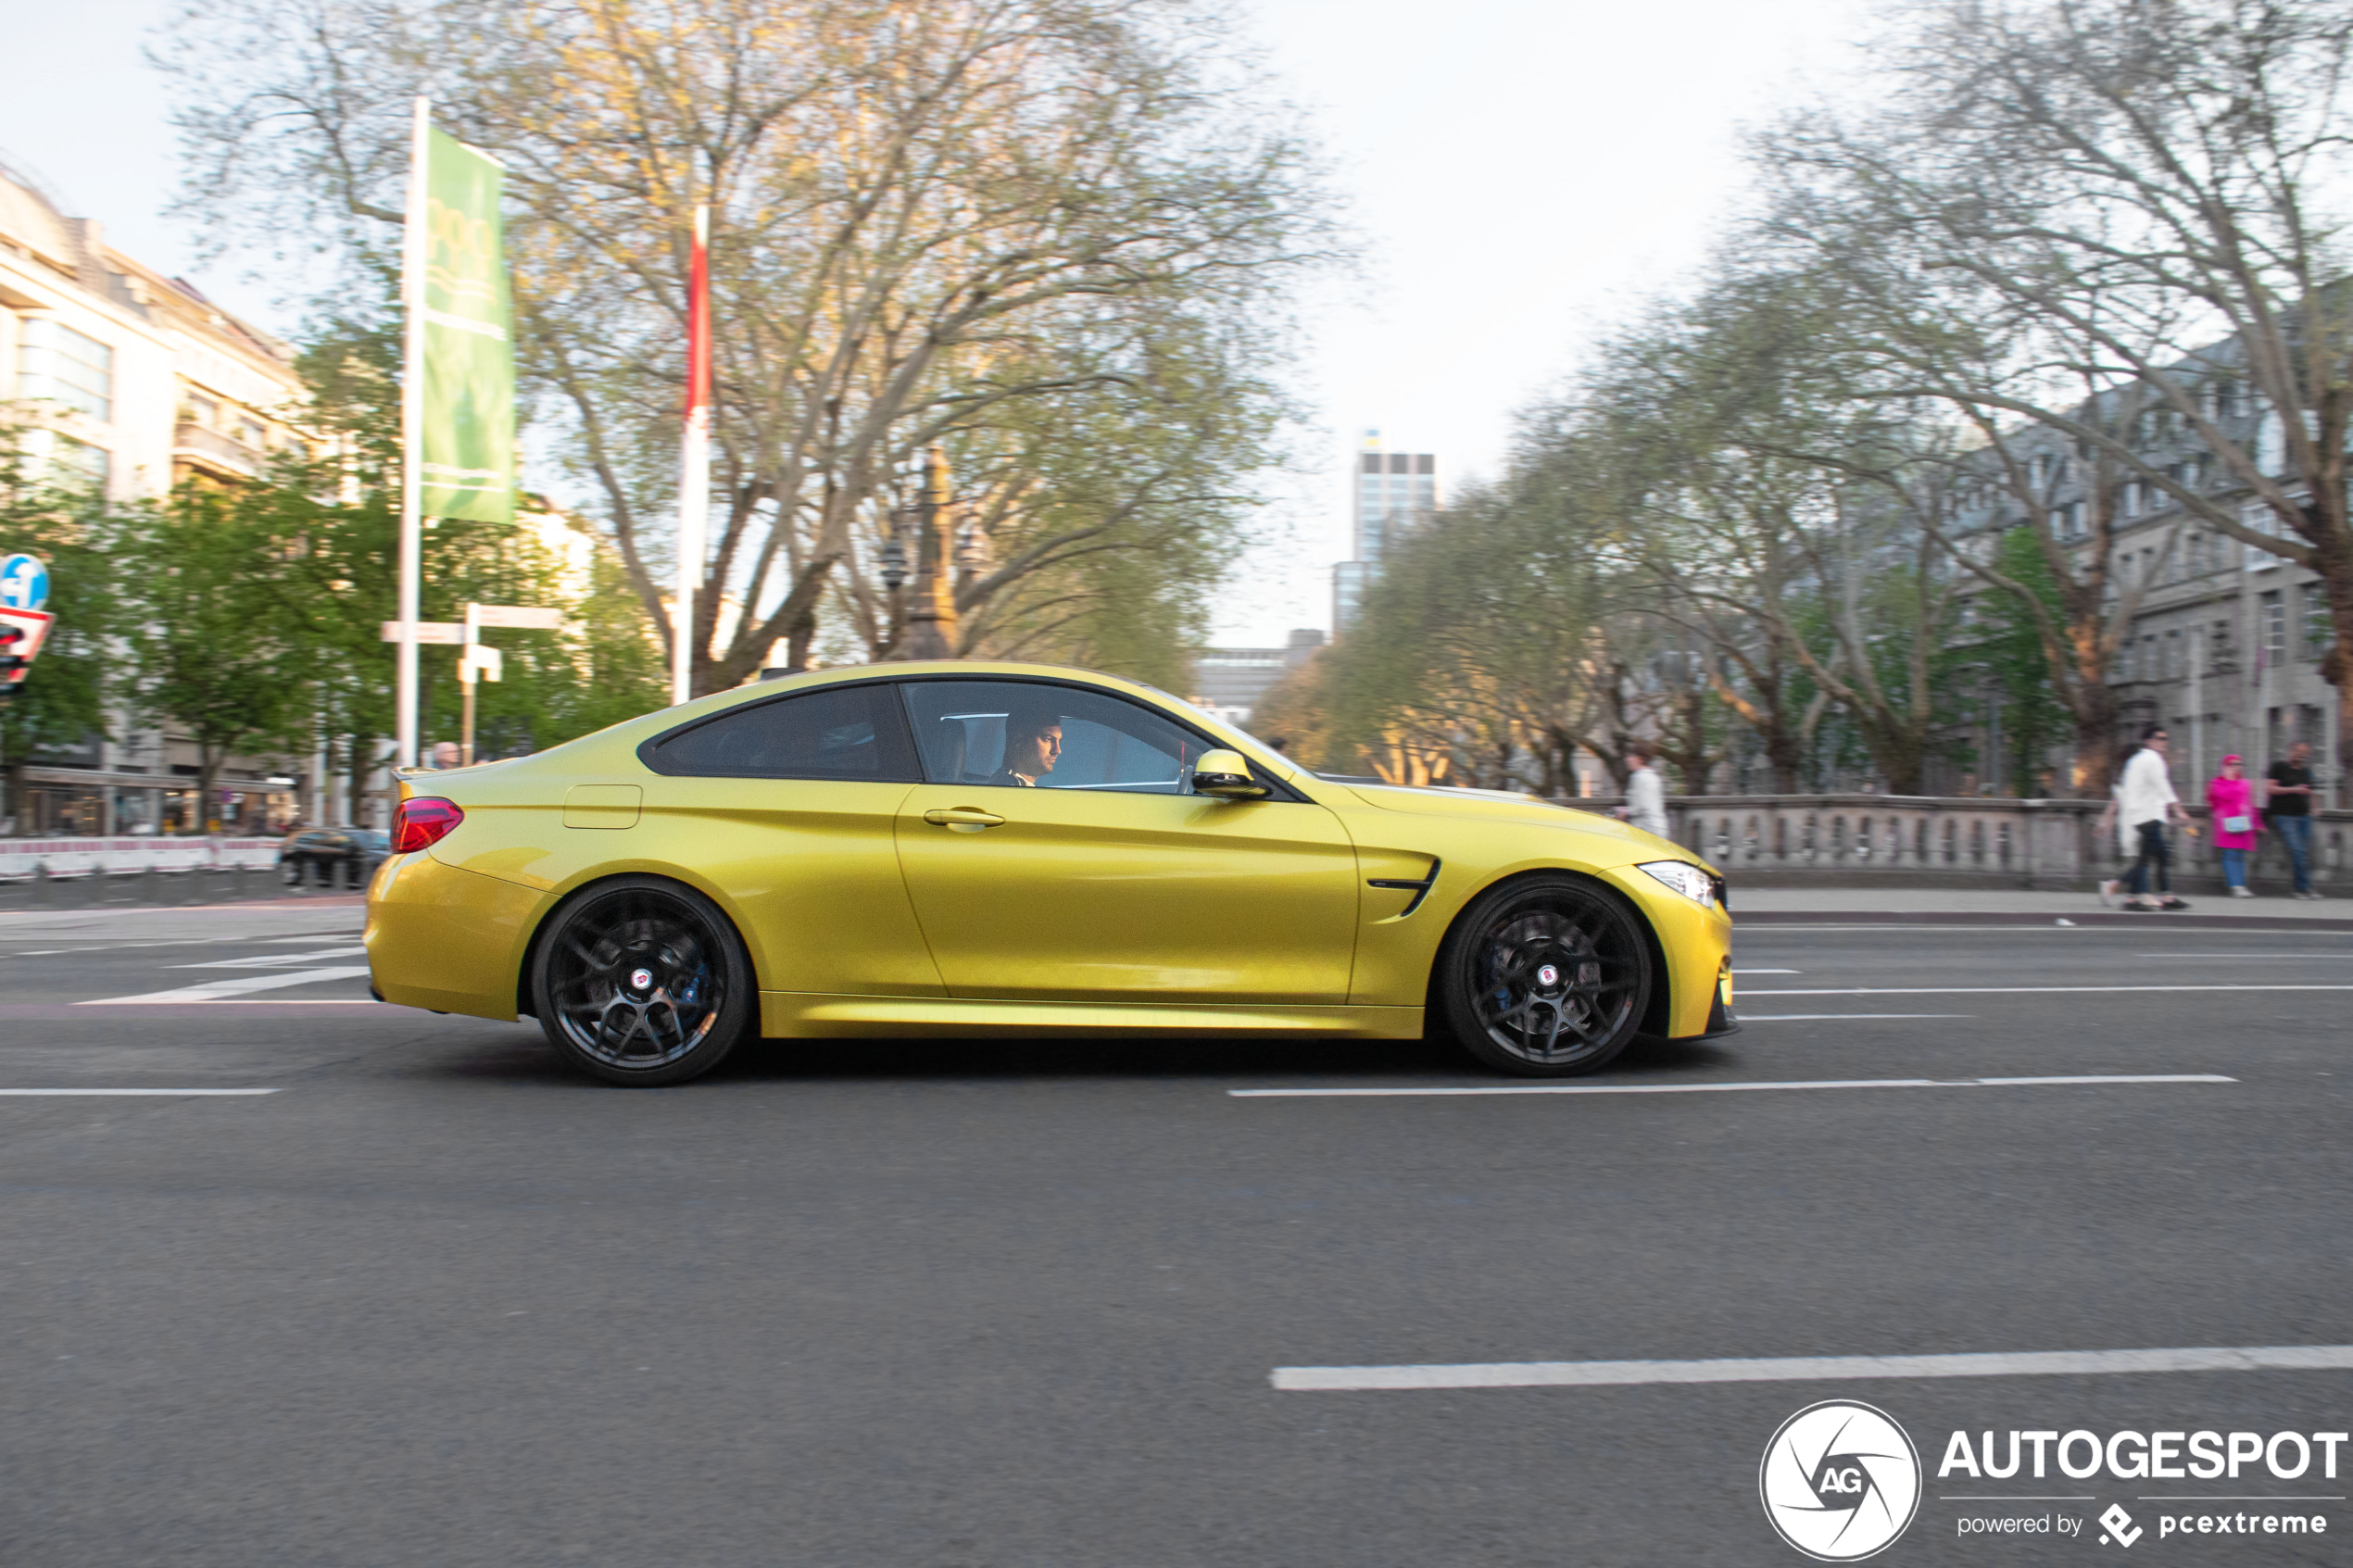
[1332,431,1438,633]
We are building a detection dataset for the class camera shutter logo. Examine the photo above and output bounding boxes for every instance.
[1759,1399,1922,1561]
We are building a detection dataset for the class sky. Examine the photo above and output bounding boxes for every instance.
[0,0,1875,645]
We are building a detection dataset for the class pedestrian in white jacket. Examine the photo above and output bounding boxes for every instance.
[2097,724,2199,911]
[1618,746,1668,838]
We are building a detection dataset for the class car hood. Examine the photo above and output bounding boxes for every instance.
[1317,784,1722,870]
[1328,780,1692,852]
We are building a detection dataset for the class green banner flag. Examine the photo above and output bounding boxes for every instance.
[418,127,514,521]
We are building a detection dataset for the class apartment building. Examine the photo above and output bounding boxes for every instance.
[2,153,313,835]
[1946,369,2340,803]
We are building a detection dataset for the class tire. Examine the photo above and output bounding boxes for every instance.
[280,859,303,888]
[528,876,755,1086]
[1432,872,1653,1077]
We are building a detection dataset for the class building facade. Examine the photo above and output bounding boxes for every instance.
[1187,629,1326,729]
[1945,370,2340,806]
[3,154,315,835]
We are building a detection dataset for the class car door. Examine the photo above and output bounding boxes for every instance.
[891,677,1360,1004]
[636,679,943,997]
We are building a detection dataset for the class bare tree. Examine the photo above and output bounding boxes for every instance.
[1759,0,2353,791]
[160,0,1334,689]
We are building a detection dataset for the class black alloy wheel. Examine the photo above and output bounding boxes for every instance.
[529,876,753,1086]
[1434,873,1652,1076]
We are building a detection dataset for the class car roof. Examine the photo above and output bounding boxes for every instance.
[645,660,1297,779]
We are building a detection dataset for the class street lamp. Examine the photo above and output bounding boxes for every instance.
[879,532,908,592]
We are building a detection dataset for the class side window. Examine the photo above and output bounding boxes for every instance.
[644,683,917,781]
[898,680,1202,795]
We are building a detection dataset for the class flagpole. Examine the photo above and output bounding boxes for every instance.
[396,95,430,768]
[673,202,711,706]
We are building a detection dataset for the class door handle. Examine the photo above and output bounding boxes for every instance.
[924,807,1006,831]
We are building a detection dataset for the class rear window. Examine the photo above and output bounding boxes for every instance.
[643,683,918,781]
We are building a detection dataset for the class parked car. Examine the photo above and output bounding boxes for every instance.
[279,827,390,889]
[366,661,1735,1086]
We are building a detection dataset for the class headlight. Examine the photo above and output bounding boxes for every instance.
[1637,859,1716,909]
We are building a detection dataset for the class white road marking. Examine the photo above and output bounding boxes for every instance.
[168,945,368,971]
[1730,968,1800,974]
[1744,985,2353,996]
[0,1088,279,1097]
[1741,1020,1976,1029]
[1270,1343,2353,1392]
[2136,952,2353,959]
[79,966,373,1004]
[1227,1073,2232,1098]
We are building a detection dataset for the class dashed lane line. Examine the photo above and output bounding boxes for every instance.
[1227,1073,2233,1098]
[0,1088,279,1097]
[1741,1020,1976,1029]
[1270,1344,2353,1392]
[1743,985,2353,996]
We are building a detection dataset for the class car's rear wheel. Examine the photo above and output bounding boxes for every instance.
[530,876,753,1086]
[1434,873,1652,1076]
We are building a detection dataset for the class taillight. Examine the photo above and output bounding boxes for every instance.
[391,797,464,853]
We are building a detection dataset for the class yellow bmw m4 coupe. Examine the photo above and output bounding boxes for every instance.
[365,662,1734,1085]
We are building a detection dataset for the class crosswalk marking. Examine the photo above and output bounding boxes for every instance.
[168,946,368,971]
[79,966,373,1005]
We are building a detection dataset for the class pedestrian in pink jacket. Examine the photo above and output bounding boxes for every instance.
[2207,755,2261,897]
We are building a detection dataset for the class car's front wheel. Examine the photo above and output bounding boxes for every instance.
[1433,873,1652,1076]
[529,876,753,1086]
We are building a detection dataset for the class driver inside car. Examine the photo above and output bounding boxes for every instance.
[993,709,1063,787]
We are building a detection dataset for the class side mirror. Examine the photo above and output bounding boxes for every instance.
[1192,749,1269,800]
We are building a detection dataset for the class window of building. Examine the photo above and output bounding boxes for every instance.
[2302,584,2334,659]
[185,394,219,427]
[2261,590,2286,658]
[19,427,110,492]
[16,318,113,421]
[2245,505,2284,571]
[2165,629,2182,680]
[51,433,108,491]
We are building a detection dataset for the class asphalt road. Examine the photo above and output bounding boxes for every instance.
[2,902,2349,1566]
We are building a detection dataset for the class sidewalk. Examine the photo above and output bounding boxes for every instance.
[1735,884,2353,929]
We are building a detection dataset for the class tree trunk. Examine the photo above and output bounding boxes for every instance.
[785,610,817,673]
[347,732,374,828]
[197,746,221,835]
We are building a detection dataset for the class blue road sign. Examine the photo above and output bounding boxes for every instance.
[0,554,48,612]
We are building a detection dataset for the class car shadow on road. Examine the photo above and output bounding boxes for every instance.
[434,1019,1754,1088]
[709,1026,1750,1086]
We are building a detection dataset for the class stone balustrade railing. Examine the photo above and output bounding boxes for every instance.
[1573,793,2350,890]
